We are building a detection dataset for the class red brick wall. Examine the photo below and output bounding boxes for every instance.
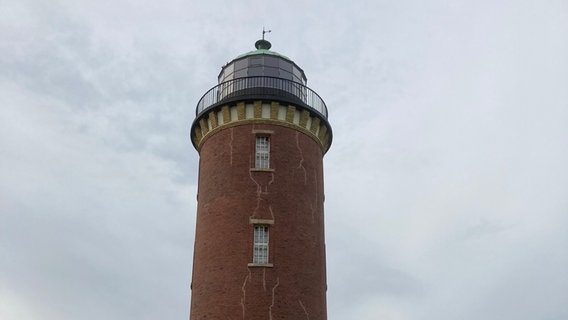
[190,123,327,319]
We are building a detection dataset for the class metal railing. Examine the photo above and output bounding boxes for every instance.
[196,76,328,118]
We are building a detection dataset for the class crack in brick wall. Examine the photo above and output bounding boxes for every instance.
[299,299,310,320]
[295,132,308,185]
[268,277,280,320]
[240,269,251,320]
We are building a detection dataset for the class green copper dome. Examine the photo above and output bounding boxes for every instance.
[234,39,292,61]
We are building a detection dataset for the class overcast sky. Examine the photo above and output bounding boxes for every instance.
[1,1,567,319]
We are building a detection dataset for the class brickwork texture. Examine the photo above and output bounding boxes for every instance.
[190,122,327,320]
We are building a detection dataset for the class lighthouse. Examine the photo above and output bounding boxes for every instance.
[189,36,332,319]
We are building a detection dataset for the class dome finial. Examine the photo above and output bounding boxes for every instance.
[262,27,271,40]
[255,27,272,50]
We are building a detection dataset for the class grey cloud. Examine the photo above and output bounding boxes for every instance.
[1,1,567,320]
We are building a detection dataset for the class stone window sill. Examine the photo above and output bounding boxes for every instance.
[250,218,274,225]
[250,168,275,172]
[247,263,274,268]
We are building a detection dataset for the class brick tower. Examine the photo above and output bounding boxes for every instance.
[189,37,332,319]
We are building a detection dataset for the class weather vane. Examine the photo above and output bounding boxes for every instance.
[262,27,271,40]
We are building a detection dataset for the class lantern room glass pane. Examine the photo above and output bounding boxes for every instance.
[280,60,292,72]
[264,56,279,67]
[264,67,279,77]
[224,63,234,75]
[234,69,247,78]
[235,58,248,70]
[249,56,262,66]
[248,67,263,76]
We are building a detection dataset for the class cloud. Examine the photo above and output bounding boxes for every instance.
[1,1,567,319]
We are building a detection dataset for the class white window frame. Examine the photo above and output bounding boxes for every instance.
[253,225,269,264]
[255,135,270,169]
